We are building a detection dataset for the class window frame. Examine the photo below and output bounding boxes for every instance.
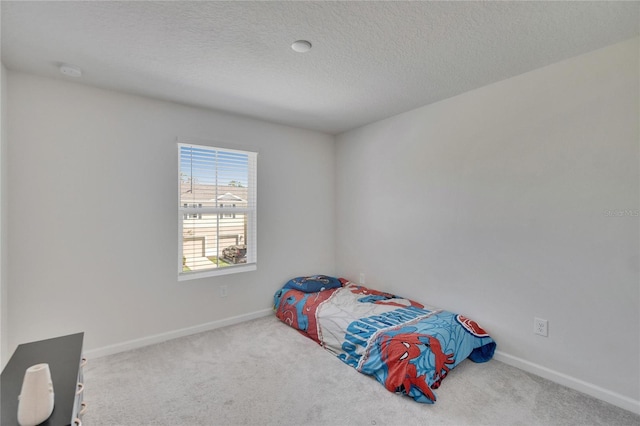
[177,141,257,281]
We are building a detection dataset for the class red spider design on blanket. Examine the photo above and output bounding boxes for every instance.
[380,333,455,401]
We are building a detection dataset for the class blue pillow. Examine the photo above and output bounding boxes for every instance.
[283,275,342,293]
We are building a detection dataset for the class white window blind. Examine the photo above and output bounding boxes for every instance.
[178,142,257,280]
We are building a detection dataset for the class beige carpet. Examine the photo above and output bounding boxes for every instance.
[82,315,639,426]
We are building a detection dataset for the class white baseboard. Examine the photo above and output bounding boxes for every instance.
[494,350,640,415]
[84,308,273,359]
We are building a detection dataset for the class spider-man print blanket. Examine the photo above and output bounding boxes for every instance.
[273,279,496,404]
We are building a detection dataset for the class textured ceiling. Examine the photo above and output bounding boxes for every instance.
[1,1,638,135]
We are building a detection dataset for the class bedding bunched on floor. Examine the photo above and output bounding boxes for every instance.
[273,275,496,404]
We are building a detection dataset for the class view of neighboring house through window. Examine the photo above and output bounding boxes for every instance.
[178,142,257,279]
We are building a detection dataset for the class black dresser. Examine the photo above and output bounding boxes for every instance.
[1,333,85,426]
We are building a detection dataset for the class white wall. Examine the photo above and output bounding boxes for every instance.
[335,37,639,410]
[0,62,8,368]
[6,72,335,355]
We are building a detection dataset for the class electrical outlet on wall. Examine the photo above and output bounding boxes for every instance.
[359,273,365,284]
[220,284,228,298]
[534,317,548,337]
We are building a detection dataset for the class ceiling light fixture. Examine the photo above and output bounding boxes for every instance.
[291,40,312,53]
[59,64,82,77]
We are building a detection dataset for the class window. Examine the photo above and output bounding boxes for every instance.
[178,142,257,280]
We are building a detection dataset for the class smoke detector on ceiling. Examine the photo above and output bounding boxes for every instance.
[59,64,82,77]
[291,40,312,53]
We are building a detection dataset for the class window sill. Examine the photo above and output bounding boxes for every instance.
[178,263,256,281]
